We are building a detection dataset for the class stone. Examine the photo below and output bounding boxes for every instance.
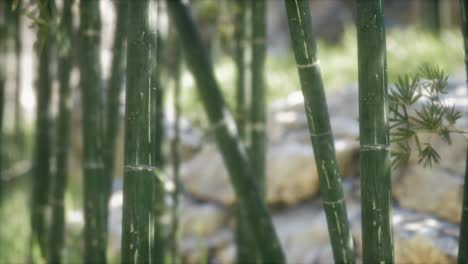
[179,200,227,236]
[212,204,458,264]
[393,166,463,223]
[181,139,359,206]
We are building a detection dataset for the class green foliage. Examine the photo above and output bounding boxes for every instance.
[179,27,464,128]
[23,0,70,56]
[390,65,464,168]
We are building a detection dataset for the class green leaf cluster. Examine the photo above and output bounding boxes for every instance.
[390,65,463,168]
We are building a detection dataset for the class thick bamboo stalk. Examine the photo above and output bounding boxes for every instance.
[121,0,159,261]
[457,1,468,263]
[48,0,73,262]
[169,33,182,264]
[165,1,285,262]
[284,0,355,262]
[78,1,107,262]
[104,0,128,201]
[31,0,53,258]
[356,0,394,262]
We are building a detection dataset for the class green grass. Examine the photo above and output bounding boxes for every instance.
[179,26,464,126]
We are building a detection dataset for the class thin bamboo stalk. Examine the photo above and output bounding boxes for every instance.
[356,0,394,262]
[31,0,53,258]
[169,32,182,264]
[151,3,166,260]
[233,0,258,261]
[0,0,5,208]
[48,0,73,262]
[284,0,355,262]
[165,1,285,262]
[121,0,159,261]
[14,2,23,153]
[104,0,128,202]
[250,0,267,202]
[234,0,247,139]
[457,1,468,263]
[78,0,107,261]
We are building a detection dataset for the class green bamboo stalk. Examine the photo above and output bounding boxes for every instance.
[166,1,285,262]
[104,0,128,202]
[356,0,394,262]
[31,0,53,258]
[14,0,24,154]
[78,1,107,262]
[169,33,182,264]
[121,0,159,261]
[234,0,247,139]
[250,0,267,201]
[48,0,73,262]
[233,0,256,261]
[151,3,166,260]
[0,0,5,208]
[284,0,355,262]
[457,1,468,263]
[236,0,269,262]
[103,2,128,259]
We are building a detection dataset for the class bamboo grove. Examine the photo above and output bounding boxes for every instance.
[0,0,467,263]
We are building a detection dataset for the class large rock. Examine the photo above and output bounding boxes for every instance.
[179,200,227,237]
[393,166,463,223]
[181,140,359,206]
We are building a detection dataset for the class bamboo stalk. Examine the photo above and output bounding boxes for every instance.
[169,32,182,264]
[233,0,258,260]
[48,0,73,262]
[31,0,53,258]
[457,1,468,263]
[250,0,267,202]
[0,0,5,208]
[165,1,285,262]
[13,2,23,154]
[284,0,355,262]
[104,0,128,202]
[121,0,159,261]
[356,0,394,262]
[234,0,247,139]
[103,3,128,252]
[151,3,166,260]
[78,1,107,262]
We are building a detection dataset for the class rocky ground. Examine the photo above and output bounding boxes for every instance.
[105,74,468,263]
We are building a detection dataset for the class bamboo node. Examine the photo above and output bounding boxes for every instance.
[253,37,266,44]
[246,122,265,133]
[82,29,100,37]
[297,60,320,69]
[124,164,157,172]
[322,199,344,206]
[310,131,331,137]
[360,144,389,152]
[84,161,105,169]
